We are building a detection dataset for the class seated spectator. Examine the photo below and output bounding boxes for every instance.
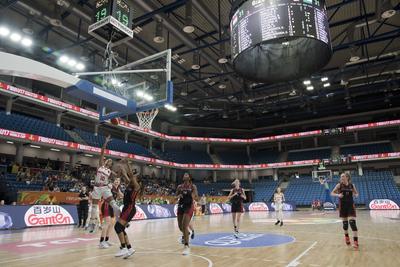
[0,199,4,205]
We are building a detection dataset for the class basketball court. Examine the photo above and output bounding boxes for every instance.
[1,210,399,267]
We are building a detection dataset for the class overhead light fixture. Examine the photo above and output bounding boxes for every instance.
[218,42,228,64]
[10,32,22,42]
[323,82,331,87]
[183,0,195,33]
[50,148,61,152]
[156,165,162,169]
[153,19,164,43]
[76,63,85,71]
[22,17,34,35]
[6,141,14,144]
[59,55,69,63]
[49,2,63,27]
[67,59,77,67]
[191,52,200,70]
[150,74,158,80]
[79,47,90,62]
[0,26,10,37]
[219,84,226,89]
[30,145,41,149]
[84,154,93,157]
[306,85,314,91]
[321,77,328,82]
[289,89,297,96]
[21,37,33,47]
[164,103,177,112]
[303,80,311,85]
[380,0,396,19]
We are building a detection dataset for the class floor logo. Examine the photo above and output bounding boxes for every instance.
[191,232,295,248]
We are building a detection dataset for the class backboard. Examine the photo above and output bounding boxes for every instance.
[65,49,173,121]
[312,170,332,183]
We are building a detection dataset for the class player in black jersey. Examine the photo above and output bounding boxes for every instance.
[114,160,141,259]
[331,173,359,249]
[228,179,246,238]
[176,173,198,255]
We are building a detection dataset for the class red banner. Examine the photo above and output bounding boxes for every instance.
[351,152,400,162]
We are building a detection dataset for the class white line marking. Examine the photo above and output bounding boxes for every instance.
[286,241,317,267]
[83,250,213,267]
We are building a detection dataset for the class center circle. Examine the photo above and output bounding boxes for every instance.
[191,232,295,248]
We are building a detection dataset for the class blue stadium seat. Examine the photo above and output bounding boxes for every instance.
[0,111,73,141]
[287,148,331,161]
[340,142,393,156]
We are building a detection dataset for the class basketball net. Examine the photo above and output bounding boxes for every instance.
[136,109,158,129]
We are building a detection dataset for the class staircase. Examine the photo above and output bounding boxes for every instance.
[278,151,288,162]
[65,130,88,145]
[209,153,221,164]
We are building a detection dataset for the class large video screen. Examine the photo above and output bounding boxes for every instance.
[231,0,330,60]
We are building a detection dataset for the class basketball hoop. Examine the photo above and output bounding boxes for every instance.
[136,108,158,129]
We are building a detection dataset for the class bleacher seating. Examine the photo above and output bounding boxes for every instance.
[0,111,73,141]
[340,142,393,156]
[284,171,400,206]
[287,148,331,161]
[251,150,280,164]
[74,129,153,158]
[154,149,213,164]
[218,151,249,164]
[253,179,279,202]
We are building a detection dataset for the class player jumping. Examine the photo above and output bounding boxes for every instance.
[88,135,120,233]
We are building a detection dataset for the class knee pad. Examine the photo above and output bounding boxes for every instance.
[349,219,357,231]
[114,221,125,234]
[342,220,349,231]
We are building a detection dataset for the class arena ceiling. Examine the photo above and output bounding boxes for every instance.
[1,0,400,130]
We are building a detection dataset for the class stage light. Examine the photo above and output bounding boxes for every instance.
[59,55,69,63]
[321,77,328,82]
[0,26,10,37]
[10,32,22,42]
[67,59,77,67]
[323,83,331,88]
[21,37,33,47]
[76,63,85,71]
[306,85,314,91]
[303,80,311,85]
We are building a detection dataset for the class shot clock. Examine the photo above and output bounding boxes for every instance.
[89,0,133,44]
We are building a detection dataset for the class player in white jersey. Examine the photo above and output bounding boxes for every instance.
[88,135,120,233]
[273,187,285,227]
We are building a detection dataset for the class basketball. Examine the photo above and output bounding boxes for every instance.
[111,118,119,125]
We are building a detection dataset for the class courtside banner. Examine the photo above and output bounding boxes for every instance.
[243,202,296,212]
[0,205,78,229]
[368,199,400,210]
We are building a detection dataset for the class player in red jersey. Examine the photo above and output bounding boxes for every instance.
[331,173,359,249]
[228,179,246,238]
[114,160,141,259]
[176,173,198,255]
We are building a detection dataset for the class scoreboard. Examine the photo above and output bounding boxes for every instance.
[231,0,330,60]
[89,0,133,43]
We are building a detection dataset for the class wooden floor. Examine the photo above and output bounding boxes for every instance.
[1,210,400,267]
